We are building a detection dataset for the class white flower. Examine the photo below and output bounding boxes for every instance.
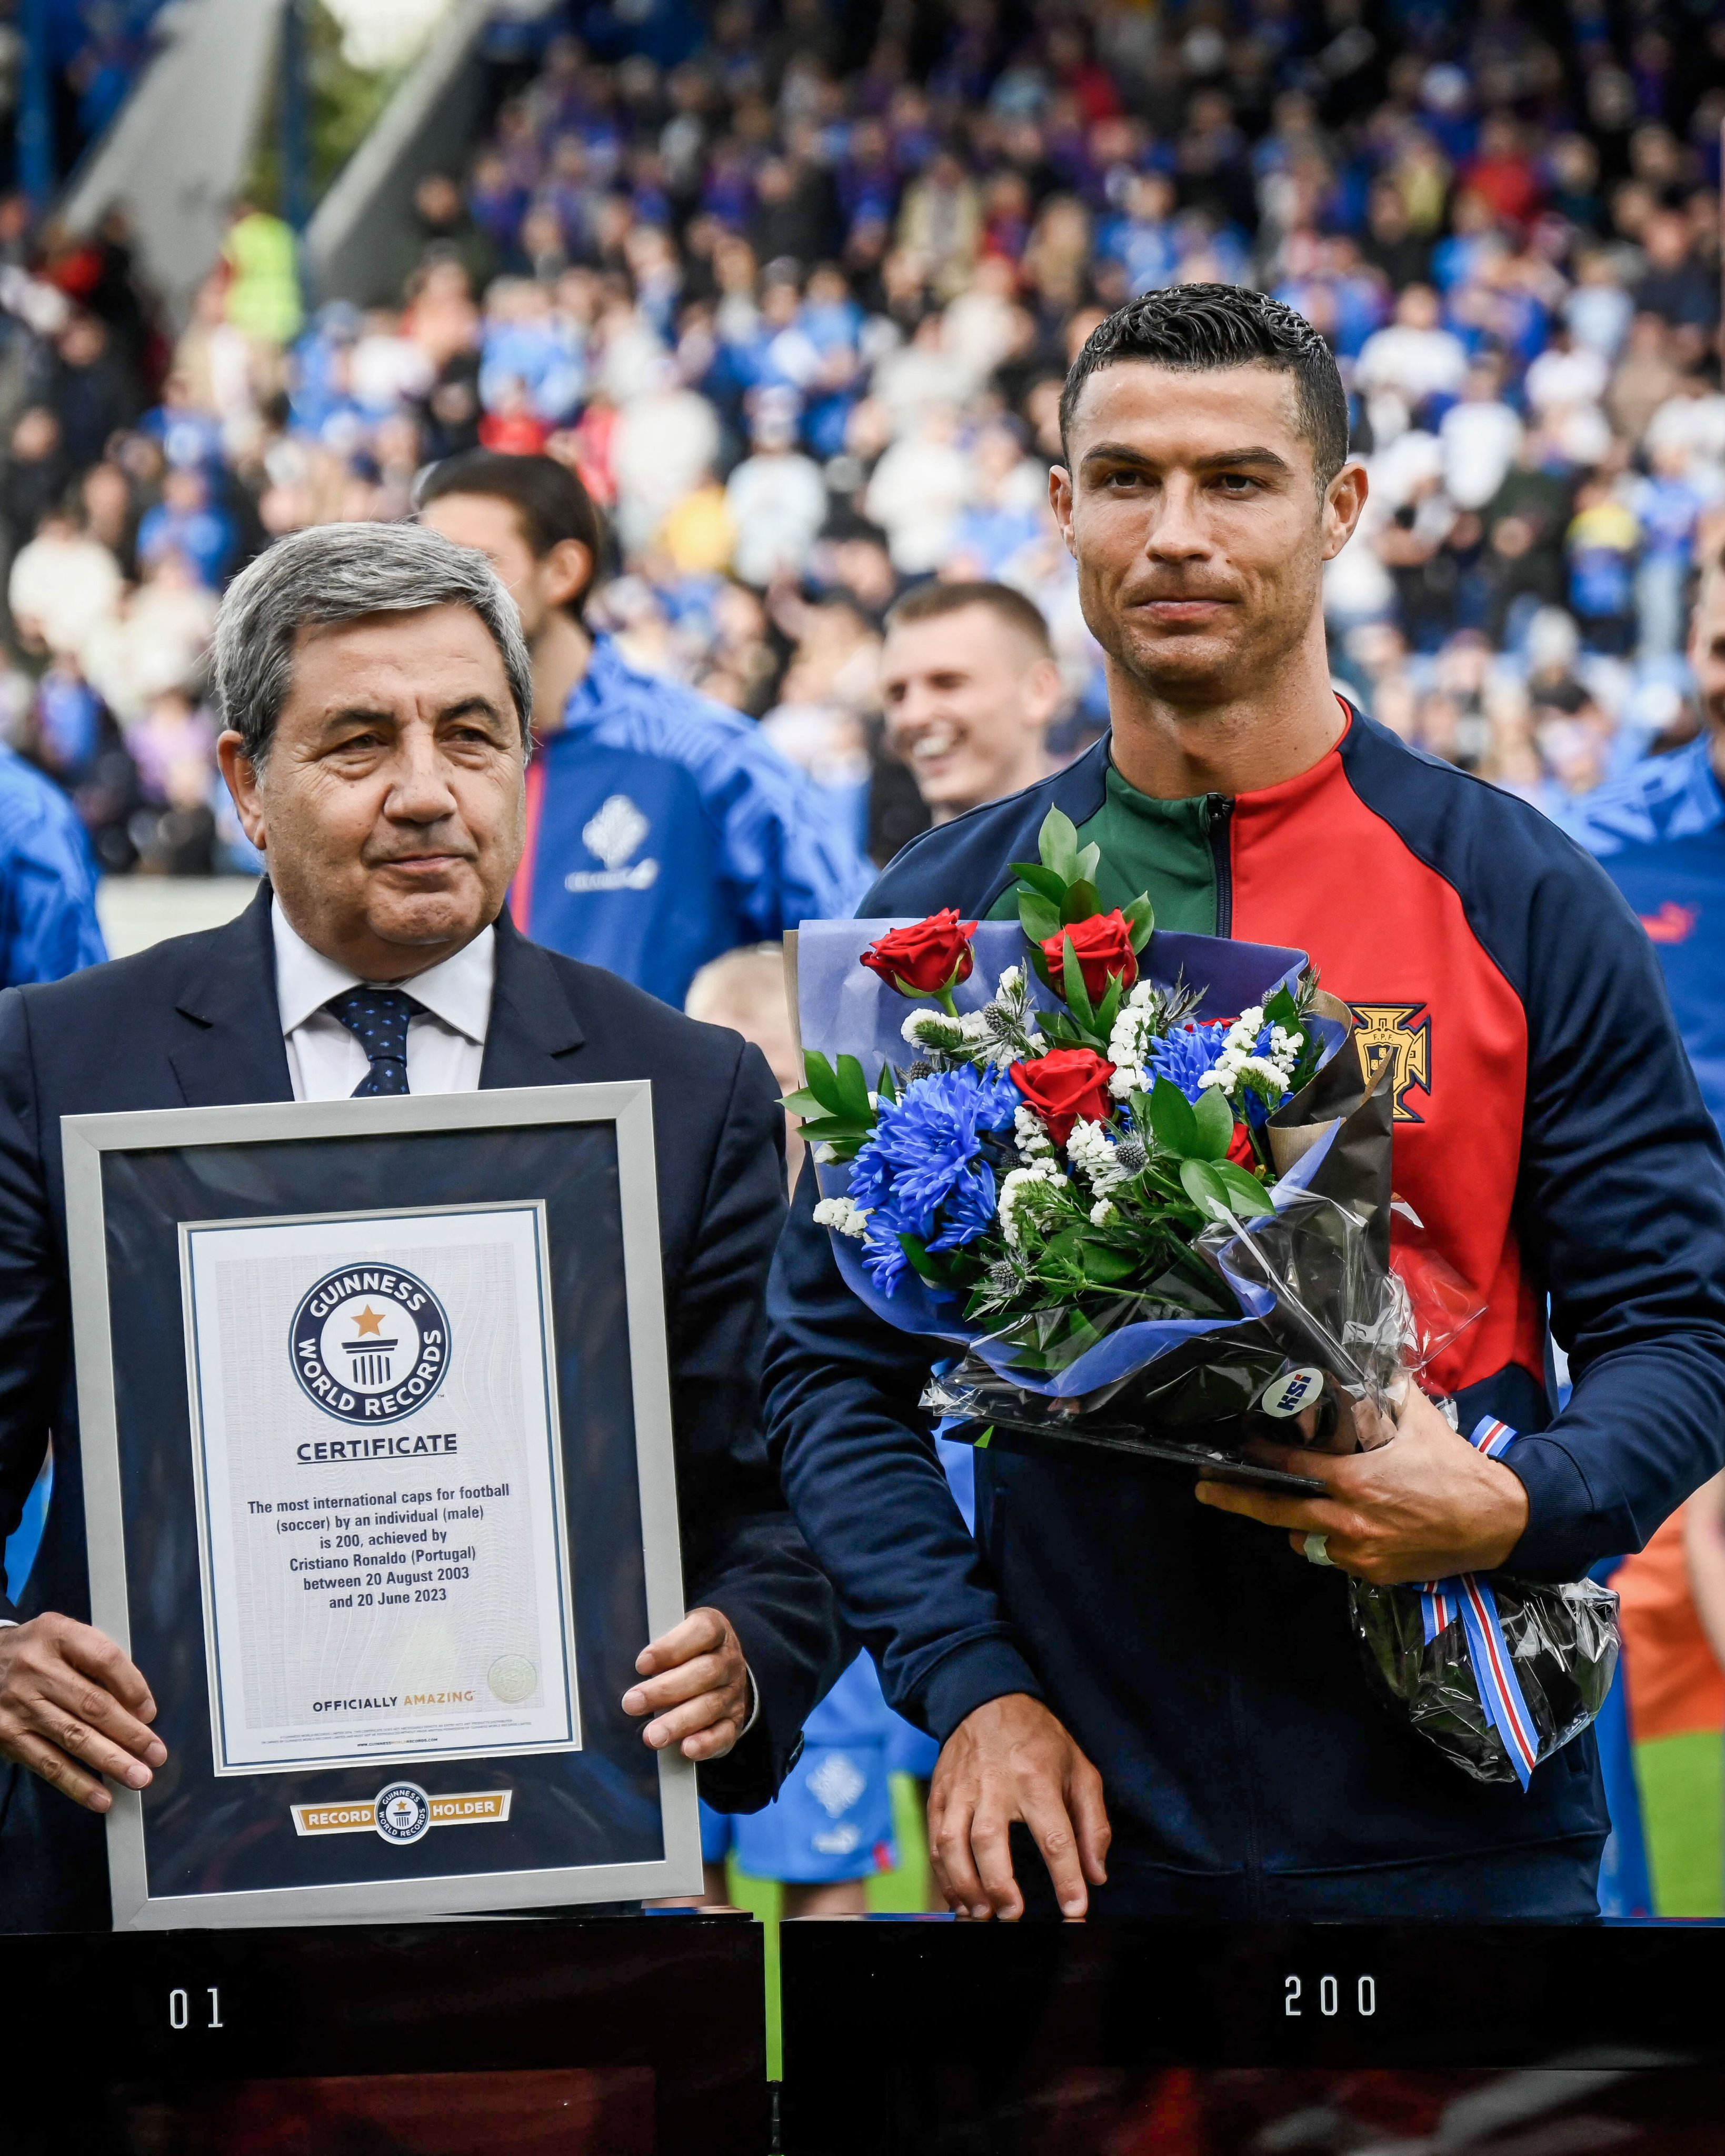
[1089,1199,1116,1227]
[813,1195,871,1239]
[1066,1117,1126,1194]
[813,1142,840,1164]
[996,965,1023,994]
[1013,1103,1054,1158]
[997,1159,1062,1246]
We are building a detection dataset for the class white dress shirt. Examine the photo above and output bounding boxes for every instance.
[272,905,494,1101]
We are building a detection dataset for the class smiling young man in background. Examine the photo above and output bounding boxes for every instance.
[878,581,1064,826]
[766,286,1725,1924]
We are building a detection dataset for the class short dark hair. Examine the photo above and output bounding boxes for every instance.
[884,578,1053,656]
[415,450,606,615]
[1059,285,1351,490]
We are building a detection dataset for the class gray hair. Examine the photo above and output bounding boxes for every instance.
[213,522,535,764]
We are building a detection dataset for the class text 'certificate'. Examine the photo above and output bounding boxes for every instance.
[181,1202,581,1776]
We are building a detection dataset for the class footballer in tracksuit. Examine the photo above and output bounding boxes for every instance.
[765,290,1725,1921]
[1564,546,1725,1139]
[419,452,871,1012]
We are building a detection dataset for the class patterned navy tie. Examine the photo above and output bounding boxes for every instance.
[326,986,422,1097]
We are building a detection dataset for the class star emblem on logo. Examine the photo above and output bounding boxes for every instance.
[351,1305,386,1337]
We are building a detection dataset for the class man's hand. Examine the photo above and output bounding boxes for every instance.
[0,1614,166,1812]
[623,1606,751,1762]
[928,1693,1110,1921]
[1194,1384,1530,1583]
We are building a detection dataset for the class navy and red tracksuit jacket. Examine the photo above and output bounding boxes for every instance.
[764,712,1725,1916]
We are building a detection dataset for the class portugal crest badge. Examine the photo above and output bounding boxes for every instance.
[1348,1002,1432,1123]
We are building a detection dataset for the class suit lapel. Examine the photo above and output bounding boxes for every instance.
[167,884,296,1107]
[478,913,586,1090]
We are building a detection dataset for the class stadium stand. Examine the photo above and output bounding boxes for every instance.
[0,0,1718,881]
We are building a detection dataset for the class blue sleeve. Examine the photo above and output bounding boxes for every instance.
[0,989,61,1622]
[0,803,106,990]
[700,733,873,940]
[764,1164,1046,1742]
[1503,844,1725,1578]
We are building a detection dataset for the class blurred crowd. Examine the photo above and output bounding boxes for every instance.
[0,0,1722,874]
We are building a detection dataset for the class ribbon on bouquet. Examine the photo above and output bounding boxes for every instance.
[1419,1416,1541,1789]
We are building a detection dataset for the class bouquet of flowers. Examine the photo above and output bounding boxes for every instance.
[793,807,1618,1790]
[792,807,1419,1485]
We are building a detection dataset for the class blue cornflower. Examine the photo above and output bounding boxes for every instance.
[849,1064,1019,1294]
[1145,1019,1232,1102]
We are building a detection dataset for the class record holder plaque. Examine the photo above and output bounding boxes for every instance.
[63,1082,700,1928]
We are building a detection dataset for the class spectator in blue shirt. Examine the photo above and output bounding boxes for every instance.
[1631,441,1709,661]
[418,451,869,1007]
[0,744,106,988]
[135,466,234,590]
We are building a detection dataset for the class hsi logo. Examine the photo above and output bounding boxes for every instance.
[1349,1003,1432,1123]
[566,794,659,893]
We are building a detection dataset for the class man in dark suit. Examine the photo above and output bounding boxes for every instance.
[0,521,844,1930]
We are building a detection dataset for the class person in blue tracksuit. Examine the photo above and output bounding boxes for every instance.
[1564,542,1725,1136]
[418,452,870,1006]
[0,745,105,988]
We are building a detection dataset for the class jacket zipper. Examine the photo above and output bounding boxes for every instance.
[1205,795,1234,939]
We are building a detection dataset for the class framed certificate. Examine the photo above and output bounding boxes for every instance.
[63,1084,701,1929]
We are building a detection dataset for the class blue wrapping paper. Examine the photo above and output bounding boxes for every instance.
[797,917,1347,1401]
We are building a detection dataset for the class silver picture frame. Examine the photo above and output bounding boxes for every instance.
[62,1081,702,1930]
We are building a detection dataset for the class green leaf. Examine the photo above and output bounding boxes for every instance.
[1191,1084,1235,1160]
[1148,1076,1199,1156]
[1094,971,1124,1039]
[1060,878,1101,924]
[1074,842,1101,885]
[1263,985,1300,1033]
[1059,935,1096,1027]
[1039,806,1080,882]
[876,1062,898,1105]
[1019,892,1061,945]
[1011,860,1069,905]
[899,1233,946,1284]
[801,1051,843,1115]
[1123,895,1155,952]
[1179,1158,1235,1221]
[780,1088,829,1119]
[833,1053,873,1124]
[1213,1162,1275,1216]
[1079,1239,1140,1285]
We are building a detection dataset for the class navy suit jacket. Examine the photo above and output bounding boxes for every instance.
[0,885,844,1930]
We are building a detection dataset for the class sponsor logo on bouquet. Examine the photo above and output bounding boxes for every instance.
[1349,1002,1432,1123]
[1259,1365,1324,1419]
[566,793,659,892]
[291,1265,451,1425]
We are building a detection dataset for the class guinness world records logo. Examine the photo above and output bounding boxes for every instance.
[291,1264,450,1425]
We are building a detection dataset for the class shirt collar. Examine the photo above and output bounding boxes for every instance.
[271,900,495,1045]
[559,632,626,733]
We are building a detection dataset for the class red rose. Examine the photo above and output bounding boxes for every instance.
[1042,910,1139,1006]
[861,909,978,999]
[1227,1121,1259,1169]
[1009,1047,1118,1149]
